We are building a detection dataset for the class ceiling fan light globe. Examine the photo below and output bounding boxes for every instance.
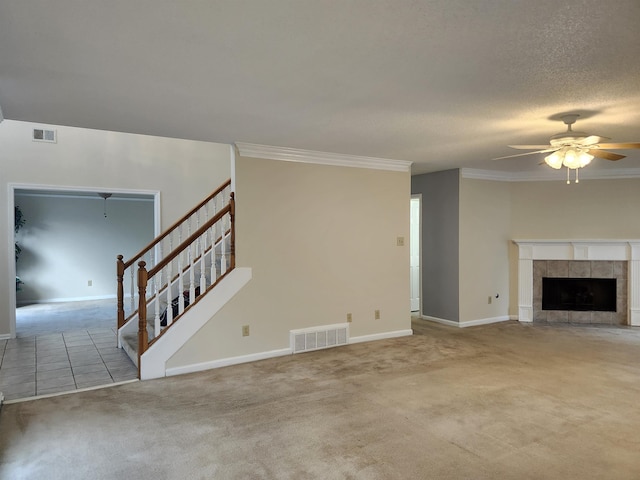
[544,152,563,169]
[578,151,594,167]
[563,149,581,169]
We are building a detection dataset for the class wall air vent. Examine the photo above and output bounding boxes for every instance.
[290,323,349,354]
[33,128,57,143]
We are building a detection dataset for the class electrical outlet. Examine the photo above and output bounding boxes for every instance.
[347,313,352,323]
[488,296,492,304]
[88,280,92,287]
[396,236,405,247]
[242,325,250,337]
[375,309,380,320]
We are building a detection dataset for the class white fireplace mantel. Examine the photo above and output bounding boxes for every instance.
[513,240,640,326]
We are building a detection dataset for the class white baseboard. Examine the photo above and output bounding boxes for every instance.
[165,329,414,377]
[349,329,413,344]
[422,315,511,328]
[422,315,460,327]
[17,294,116,306]
[165,348,292,377]
[0,334,11,340]
[459,316,511,328]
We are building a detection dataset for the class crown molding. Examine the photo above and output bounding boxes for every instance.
[461,167,640,182]
[235,142,412,172]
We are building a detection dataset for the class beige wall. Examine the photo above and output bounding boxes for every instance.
[507,178,640,316]
[0,120,230,337]
[168,156,411,367]
[459,178,511,322]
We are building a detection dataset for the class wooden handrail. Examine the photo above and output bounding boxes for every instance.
[147,201,231,279]
[118,183,236,365]
[122,179,231,270]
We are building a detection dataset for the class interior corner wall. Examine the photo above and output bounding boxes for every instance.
[15,194,153,304]
[167,156,411,368]
[0,120,231,337]
[508,178,640,316]
[458,178,511,323]
[411,169,459,322]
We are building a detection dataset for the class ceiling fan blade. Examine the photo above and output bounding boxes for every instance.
[493,148,558,160]
[595,142,640,149]
[588,149,626,161]
[579,135,610,145]
[507,144,552,150]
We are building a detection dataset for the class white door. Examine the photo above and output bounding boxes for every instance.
[410,197,420,312]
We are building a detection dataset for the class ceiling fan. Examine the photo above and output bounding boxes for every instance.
[495,114,640,182]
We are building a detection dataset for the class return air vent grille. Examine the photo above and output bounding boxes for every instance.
[33,128,57,143]
[290,323,349,354]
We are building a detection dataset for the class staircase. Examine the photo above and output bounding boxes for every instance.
[116,179,240,379]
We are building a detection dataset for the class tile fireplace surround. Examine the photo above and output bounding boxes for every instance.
[513,240,640,326]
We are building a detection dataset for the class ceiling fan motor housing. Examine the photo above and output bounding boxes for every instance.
[549,131,589,147]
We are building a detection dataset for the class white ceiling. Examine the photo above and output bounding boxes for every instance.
[1,1,639,176]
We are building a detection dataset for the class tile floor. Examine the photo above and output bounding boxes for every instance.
[0,301,137,401]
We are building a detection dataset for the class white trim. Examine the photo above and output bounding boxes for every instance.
[421,315,510,328]
[140,267,253,380]
[459,316,511,328]
[235,142,412,172]
[166,348,292,377]
[421,315,460,327]
[0,334,11,340]
[349,329,413,344]
[461,167,640,182]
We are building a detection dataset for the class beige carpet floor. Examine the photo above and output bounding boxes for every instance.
[2,318,640,479]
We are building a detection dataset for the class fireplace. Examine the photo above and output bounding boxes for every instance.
[533,261,625,324]
[542,277,617,312]
[513,240,640,326]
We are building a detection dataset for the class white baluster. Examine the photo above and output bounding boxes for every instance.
[200,231,207,293]
[220,215,227,275]
[178,249,185,316]
[210,225,217,283]
[130,267,135,312]
[189,242,196,304]
[154,270,161,336]
[166,259,173,326]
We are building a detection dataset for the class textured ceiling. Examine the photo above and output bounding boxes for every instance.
[1,0,639,175]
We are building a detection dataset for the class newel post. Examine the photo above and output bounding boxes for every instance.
[137,261,149,364]
[229,192,236,269]
[116,255,125,329]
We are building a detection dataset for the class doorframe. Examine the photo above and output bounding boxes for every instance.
[410,194,422,314]
[7,182,161,339]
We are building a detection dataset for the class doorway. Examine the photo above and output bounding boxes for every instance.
[9,183,160,338]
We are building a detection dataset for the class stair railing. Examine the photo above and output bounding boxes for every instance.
[117,180,234,363]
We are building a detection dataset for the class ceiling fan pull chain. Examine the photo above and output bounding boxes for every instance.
[567,167,570,184]
[575,168,580,184]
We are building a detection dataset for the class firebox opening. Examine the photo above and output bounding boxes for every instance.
[542,277,617,312]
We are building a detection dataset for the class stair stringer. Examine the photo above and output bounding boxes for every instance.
[139,267,252,380]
